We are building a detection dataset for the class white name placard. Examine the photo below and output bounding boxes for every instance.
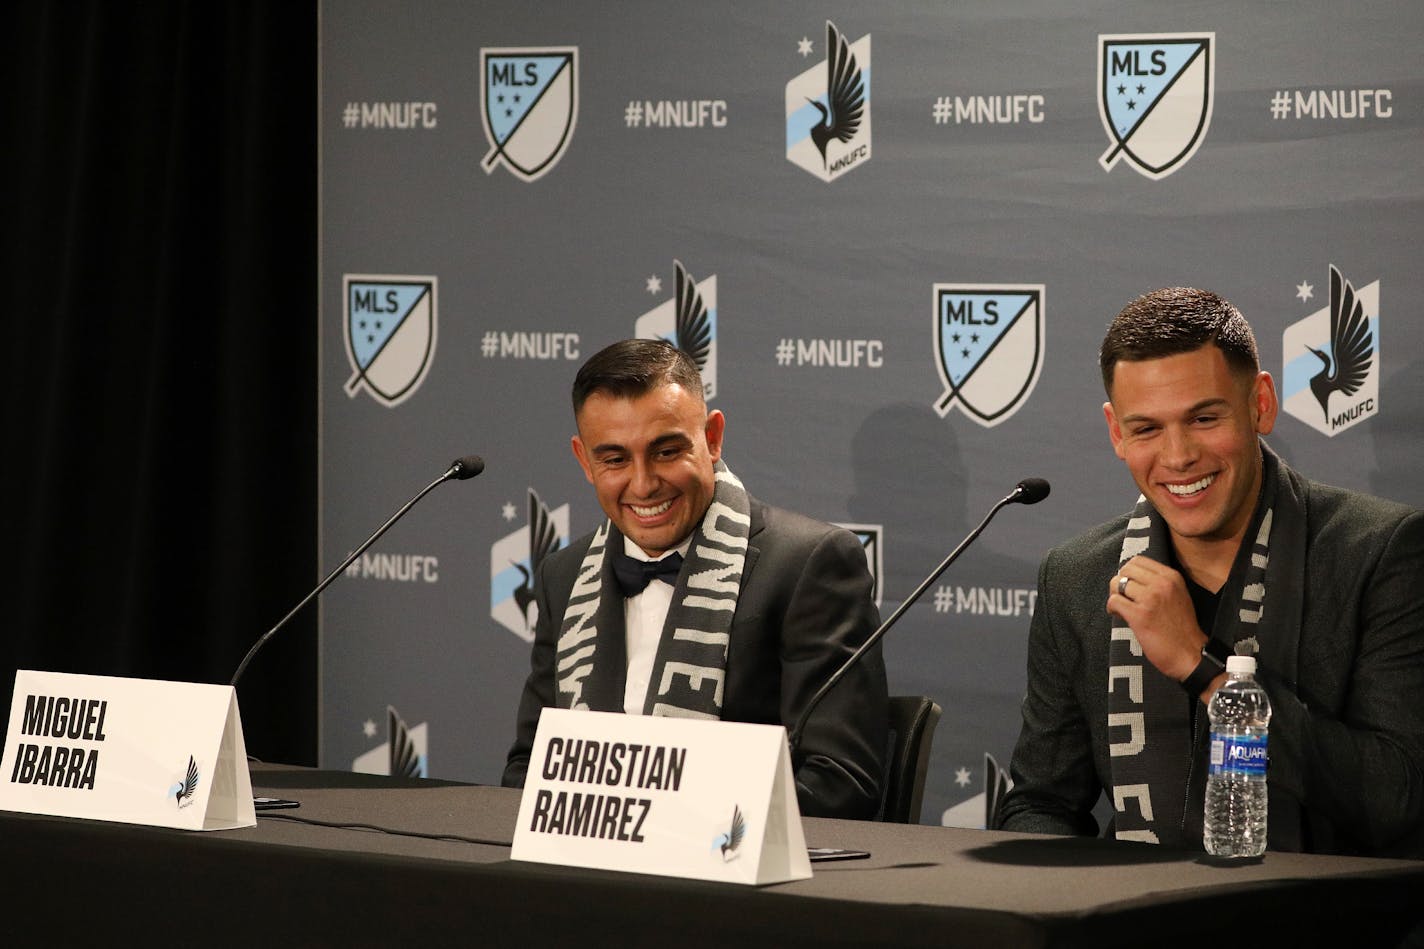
[0,670,255,831]
[512,708,811,885]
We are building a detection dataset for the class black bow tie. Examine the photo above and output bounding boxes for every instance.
[611,549,684,597]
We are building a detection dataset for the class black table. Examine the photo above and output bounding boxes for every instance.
[3,764,1421,947]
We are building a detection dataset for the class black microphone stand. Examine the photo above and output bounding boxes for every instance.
[229,456,481,688]
[787,481,1046,755]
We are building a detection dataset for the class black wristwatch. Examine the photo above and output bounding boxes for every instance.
[1181,637,1231,697]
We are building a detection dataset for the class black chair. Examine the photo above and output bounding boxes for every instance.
[879,695,942,823]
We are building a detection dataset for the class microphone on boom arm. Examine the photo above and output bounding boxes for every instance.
[229,455,485,688]
[787,477,1050,754]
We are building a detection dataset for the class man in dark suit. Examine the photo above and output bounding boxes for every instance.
[997,287,1424,856]
[502,339,887,819]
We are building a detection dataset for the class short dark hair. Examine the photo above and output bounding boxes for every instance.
[1099,287,1259,395]
[572,338,705,415]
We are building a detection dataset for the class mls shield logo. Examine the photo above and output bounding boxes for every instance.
[786,21,871,182]
[480,47,578,182]
[1098,33,1214,179]
[837,523,883,608]
[491,489,570,642]
[1283,266,1380,437]
[353,706,428,778]
[343,275,437,407]
[933,284,1045,427]
[636,260,718,401]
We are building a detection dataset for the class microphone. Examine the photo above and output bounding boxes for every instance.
[229,455,485,688]
[447,455,485,480]
[1010,477,1050,505]
[787,477,1050,754]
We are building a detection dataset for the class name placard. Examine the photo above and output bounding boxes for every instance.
[511,708,810,885]
[0,670,255,831]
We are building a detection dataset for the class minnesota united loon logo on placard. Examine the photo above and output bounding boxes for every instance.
[933,284,1045,427]
[480,47,578,182]
[636,260,718,400]
[167,755,200,809]
[1098,33,1214,179]
[343,275,437,408]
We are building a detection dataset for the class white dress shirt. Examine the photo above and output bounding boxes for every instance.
[622,535,692,715]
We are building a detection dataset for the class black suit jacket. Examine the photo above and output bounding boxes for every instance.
[502,497,889,820]
[998,456,1424,857]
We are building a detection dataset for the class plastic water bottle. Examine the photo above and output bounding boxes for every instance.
[1204,655,1271,856]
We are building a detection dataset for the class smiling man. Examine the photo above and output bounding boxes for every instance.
[502,339,888,820]
[996,288,1424,856]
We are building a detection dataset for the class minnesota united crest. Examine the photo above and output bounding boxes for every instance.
[491,489,570,642]
[1282,265,1380,437]
[167,755,200,809]
[353,706,428,778]
[1098,33,1214,179]
[933,284,1045,427]
[712,804,747,863]
[343,275,437,407]
[636,260,717,400]
[786,21,871,182]
[480,47,578,182]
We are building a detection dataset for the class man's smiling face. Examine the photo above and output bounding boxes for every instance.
[571,382,724,557]
[1104,345,1277,550]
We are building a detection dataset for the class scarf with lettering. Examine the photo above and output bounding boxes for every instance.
[1107,444,1300,847]
[554,460,750,720]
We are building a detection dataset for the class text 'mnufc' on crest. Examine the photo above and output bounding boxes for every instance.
[1282,265,1380,437]
[786,22,871,182]
[636,260,718,401]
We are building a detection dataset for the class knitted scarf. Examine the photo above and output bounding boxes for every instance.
[1108,445,1296,847]
[554,460,750,720]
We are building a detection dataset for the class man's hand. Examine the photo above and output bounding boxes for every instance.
[1107,555,1207,683]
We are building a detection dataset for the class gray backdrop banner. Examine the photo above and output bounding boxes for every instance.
[319,1,1422,825]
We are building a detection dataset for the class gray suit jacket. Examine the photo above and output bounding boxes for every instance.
[502,497,889,820]
[998,456,1424,857]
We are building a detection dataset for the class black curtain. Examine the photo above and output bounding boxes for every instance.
[6,3,318,764]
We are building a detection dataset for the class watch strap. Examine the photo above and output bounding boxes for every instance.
[1181,639,1229,697]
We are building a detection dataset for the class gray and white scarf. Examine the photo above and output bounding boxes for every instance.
[554,460,750,720]
[1107,445,1290,847]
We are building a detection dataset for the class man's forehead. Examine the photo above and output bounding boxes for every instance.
[1110,348,1248,398]
[575,384,707,438]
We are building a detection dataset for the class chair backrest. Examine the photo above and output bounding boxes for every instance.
[878,695,942,824]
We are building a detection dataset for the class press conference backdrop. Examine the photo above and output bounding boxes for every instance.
[319,1,1423,824]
